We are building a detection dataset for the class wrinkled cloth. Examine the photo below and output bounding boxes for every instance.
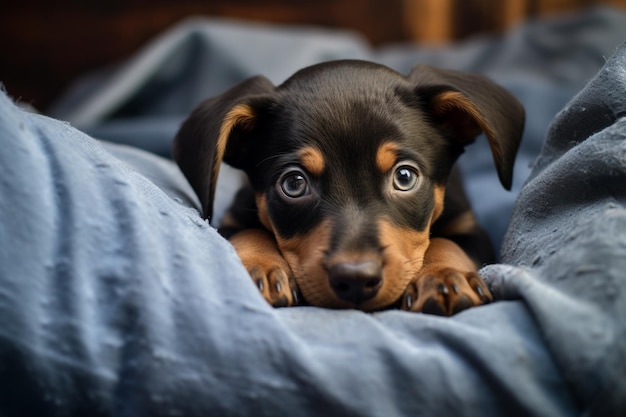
[1,9,626,417]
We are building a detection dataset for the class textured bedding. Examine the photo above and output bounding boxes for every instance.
[1,7,626,416]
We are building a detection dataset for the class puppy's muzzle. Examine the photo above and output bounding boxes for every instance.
[328,260,383,304]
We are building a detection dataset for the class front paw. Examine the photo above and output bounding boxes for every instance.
[246,261,300,308]
[229,229,300,307]
[401,268,492,316]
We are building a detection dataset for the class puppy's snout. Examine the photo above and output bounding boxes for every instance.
[328,261,382,304]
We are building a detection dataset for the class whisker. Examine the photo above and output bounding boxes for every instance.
[256,152,291,168]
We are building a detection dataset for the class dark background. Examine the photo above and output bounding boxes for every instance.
[2,0,625,110]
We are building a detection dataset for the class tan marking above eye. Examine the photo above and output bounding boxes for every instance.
[376,142,399,174]
[298,147,325,176]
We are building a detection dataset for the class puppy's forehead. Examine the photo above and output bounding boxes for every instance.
[279,62,412,116]
[376,142,399,173]
[281,60,406,91]
[270,61,444,177]
[280,90,414,162]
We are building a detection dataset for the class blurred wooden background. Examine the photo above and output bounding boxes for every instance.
[1,0,625,109]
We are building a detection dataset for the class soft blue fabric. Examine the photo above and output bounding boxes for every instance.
[0,91,572,416]
[1,9,626,417]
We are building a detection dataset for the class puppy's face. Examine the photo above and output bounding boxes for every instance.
[173,60,524,311]
[247,78,459,310]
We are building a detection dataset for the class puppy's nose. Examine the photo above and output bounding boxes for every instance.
[328,261,382,304]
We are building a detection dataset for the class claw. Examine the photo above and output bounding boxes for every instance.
[241,258,298,307]
[474,284,486,301]
[405,294,413,310]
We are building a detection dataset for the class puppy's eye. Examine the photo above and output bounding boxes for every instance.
[392,164,420,192]
[280,171,310,198]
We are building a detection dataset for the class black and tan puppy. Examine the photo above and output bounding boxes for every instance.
[173,60,524,315]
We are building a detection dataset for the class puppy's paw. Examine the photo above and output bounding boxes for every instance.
[230,229,300,307]
[245,260,300,308]
[401,268,492,316]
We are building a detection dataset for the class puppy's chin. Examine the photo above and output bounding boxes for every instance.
[294,268,418,312]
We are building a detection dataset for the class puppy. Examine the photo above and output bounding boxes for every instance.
[173,60,524,315]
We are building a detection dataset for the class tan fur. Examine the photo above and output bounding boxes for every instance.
[275,219,433,311]
[298,146,325,176]
[213,104,256,199]
[431,185,446,224]
[375,142,399,173]
[229,228,295,305]
[421,237,476,273]
[374,219,431,309]
[275,220,338,307]
[255,193,273,232]
[405,237,491,314]
[230,229,281,267]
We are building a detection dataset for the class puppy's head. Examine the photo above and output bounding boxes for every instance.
[173,60,524,311]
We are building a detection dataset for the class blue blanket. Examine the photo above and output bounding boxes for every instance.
[1,8,626,416]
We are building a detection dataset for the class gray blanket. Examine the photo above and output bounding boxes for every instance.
[1,7,626,417]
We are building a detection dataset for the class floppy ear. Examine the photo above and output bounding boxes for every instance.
[172,76,276,220]
[408,64,525,190]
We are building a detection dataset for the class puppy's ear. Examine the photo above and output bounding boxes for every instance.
[172,76,276,220]
[409,64,525,190]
